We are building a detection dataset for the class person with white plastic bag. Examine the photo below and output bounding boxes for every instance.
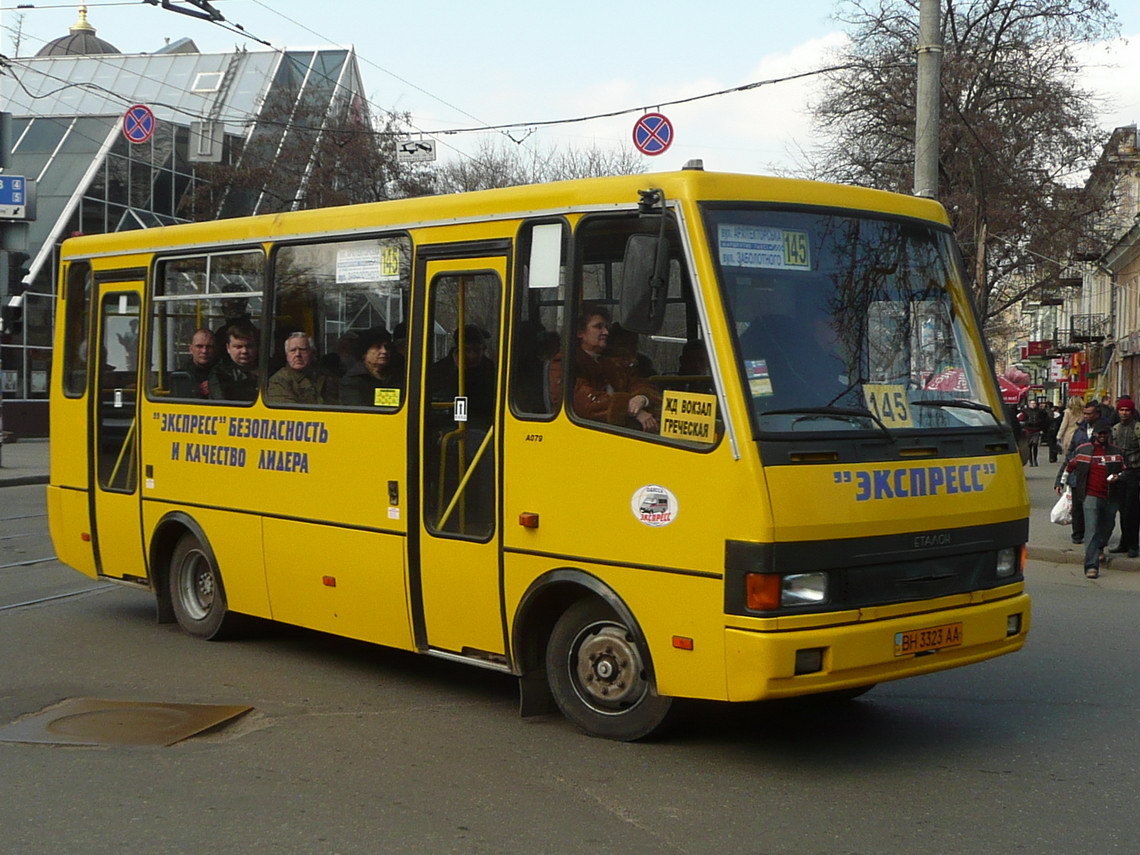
[1051,487,1072,526]
[1060,421,1125,578]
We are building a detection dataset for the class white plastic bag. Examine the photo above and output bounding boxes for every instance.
[1050,488,1072,526]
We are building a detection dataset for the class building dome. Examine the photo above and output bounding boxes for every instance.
[36,6,121,57]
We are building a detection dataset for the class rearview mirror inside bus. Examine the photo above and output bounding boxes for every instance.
[618,233,667,334]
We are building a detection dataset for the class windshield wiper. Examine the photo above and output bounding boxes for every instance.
[763,406,893,440]
[912,398,995,416]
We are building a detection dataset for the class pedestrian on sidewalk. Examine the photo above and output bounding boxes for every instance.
[1020,399,1047,466]
[1110,396,1140,558]
[1056,400,1103,544]
[1044,401,1062,462]
[1060,420,1124,578]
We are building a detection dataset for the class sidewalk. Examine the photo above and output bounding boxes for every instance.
[1022,455,1140,572]
[0,438,50,488]
[1,439,1131,570]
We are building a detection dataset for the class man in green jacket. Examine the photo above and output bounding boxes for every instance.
[267,332,338,406]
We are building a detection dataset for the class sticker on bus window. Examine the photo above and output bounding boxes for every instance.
[718,225,810,270]
[336,245,402,283]
[661,391,716,444]
[863,384,914,428]
[745,359,773,397]
[631,485,678,527]
[373,387,400,407]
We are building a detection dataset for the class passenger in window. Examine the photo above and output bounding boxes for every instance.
[266,332,339,405]
[740,312,851,408]
[678,339,714,394]
[548,304,659,432]
[392,322,409,361]
[208,322,261,402]
[430,324,497,427]
[212,283,254,363]
[326,331,360,377]
[608,322,656,378]
[340,328,404,407]
[174,327,217,398]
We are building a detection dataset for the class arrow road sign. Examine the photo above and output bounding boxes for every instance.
[396,138,437,163]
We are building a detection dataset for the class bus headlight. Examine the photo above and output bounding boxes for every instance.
[996,547,1018,578]
[782,572,828,607]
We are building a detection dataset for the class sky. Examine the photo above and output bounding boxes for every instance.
[2,0,1139,177]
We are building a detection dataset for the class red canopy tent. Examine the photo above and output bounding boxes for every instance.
[924,368,1026,405]
[996,374,1028,404]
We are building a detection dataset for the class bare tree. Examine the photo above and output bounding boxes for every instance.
[429,136,645,194]
[808,0,1119,325]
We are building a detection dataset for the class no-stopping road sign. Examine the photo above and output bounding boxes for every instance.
[632,112,674,156]
[123,104,156,144]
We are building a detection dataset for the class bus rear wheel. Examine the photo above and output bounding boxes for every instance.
[169,533,234,640]
[546,598,672,741]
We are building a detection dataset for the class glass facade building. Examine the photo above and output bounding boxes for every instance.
[0,11,365,435]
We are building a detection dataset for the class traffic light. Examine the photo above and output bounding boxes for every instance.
[1,251,30,337]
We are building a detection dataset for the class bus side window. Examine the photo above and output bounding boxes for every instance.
[568,214,716,446]
[510,220,568,418]
[269,236,411,411]
[61,262,92,397]
[147,252,264,404]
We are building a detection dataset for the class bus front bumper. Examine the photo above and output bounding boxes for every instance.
[724,591,1030,701]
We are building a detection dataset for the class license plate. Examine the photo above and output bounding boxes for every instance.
[894,622,963,656]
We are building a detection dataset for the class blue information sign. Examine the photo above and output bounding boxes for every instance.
[0,175,26,219]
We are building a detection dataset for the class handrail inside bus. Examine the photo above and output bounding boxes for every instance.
[437,425,494,531]
[107,416,137,489]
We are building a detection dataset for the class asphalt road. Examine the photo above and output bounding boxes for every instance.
[2,483,1139,855]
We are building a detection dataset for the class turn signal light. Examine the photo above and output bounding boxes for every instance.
[746,573,781,611]
[518,512,540,529]
[322,576,337,587]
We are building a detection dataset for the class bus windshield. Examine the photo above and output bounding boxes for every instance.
[706,207,1001,435]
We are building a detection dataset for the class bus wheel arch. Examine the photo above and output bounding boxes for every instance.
[152,513,238,640]
[149,512,207,625]
[513,570,671,740]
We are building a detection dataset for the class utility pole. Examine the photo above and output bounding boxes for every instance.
[914,0,942,199]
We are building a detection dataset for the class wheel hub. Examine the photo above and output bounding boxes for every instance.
[179,550,214,620]
[574,624,647,708]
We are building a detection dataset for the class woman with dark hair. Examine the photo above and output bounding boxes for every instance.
[340,328,404,406]
[547,304,660,431]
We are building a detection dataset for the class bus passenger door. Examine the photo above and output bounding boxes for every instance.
[89,285,148,582]
[413,254,507,657]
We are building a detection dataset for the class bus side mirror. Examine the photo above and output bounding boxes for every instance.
[619,234,668,335]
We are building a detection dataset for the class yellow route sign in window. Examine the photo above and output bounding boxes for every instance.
[661,391,717,444]
[863,384,913,428]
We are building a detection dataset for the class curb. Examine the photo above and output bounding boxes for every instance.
[0,475,49,488]
[1027,544,1140,572]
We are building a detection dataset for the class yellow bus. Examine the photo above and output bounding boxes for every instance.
[47,167,1030,740]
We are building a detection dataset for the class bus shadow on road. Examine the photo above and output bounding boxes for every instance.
[82,596,1023,757]
[667,691,1020,764]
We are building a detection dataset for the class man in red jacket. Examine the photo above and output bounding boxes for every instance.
[1063,421,1125,578]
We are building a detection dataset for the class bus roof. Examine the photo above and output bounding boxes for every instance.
[61,170,951,260]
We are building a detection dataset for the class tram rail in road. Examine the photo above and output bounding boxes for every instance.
[0,585,115,612]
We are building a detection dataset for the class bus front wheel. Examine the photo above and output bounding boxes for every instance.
[545,598,672,741]
[169,533,233,640]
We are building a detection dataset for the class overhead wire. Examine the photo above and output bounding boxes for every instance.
[4,4,864,160]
